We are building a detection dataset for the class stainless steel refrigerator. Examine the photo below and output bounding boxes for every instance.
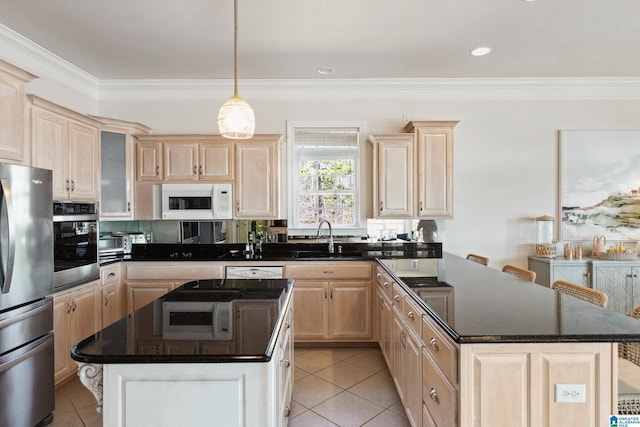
[0,164,54,427]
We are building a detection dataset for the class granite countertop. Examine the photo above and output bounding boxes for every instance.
[121,241,442,262]
[71,278,293,364]
[388,253,640,344]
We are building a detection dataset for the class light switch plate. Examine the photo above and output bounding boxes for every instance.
[555,384,586,403]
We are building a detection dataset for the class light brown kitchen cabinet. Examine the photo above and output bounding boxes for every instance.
[164,138,234,181]
[286,262,373,342]
[405,120,457,219]
[0,60,35,164]
[53,281,100,385]
[100,263,123,328]
[234,135,281,219]
[368,133,414,218]
[136,140,163,181]
[92,116,150,219]
[29,96,101,200]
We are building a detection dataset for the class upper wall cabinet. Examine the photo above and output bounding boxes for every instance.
[29,96,101,201]
[0,60,36,165]
[91,116,150,220]
[405,121,457,219]
[369,121,458,219]
[368,133,414,218]
[135,135,234,182]
[234,135,281,219]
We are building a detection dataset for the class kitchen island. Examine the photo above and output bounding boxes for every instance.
[71,278,294,427]
[378,253,640,426]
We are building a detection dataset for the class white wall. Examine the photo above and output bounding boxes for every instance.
[4,24,640,270]
[96,91,640,268]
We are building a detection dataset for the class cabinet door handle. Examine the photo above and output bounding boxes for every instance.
[376,273,382,279]
[67,301,72,314]
[384,281,389,288]
[281,359,291,368]
[127,201,131,212]
[71,300,77,312]
[429,337,440,352]
[236,202,240,212]
[285,322,291,329]
[323,271,334,274]
[70,180,75,191]
[400,331,406,349]
[283,407,291,417]
[380,201,384,212]
[65,179,70,191]
[108,272,116,278]
[199,165,203,175]
[429,388,440,404]
[330,288,333,299]
[104,295,109,306]
[394,295,400,302]
[193,165,197,175]
[155,166,160,176]
[407,311,415,319]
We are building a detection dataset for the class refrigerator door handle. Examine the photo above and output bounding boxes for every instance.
[0,178,16,294]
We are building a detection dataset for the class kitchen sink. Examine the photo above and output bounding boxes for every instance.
[290,250,363,259]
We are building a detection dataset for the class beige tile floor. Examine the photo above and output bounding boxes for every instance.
[49,347,409,427]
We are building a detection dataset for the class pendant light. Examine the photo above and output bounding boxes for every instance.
[217,0,255,139]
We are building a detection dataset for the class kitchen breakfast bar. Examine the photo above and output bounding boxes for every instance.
[71,251,640,426]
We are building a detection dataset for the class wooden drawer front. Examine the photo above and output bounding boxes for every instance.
[125,262,224,280]
[423,349,457,427]
[375,268,394,299]
[391,282,407,312]
[101,264,121,286]
[422,314,458,383]
[285,263,371,280]
[404,296,423,337]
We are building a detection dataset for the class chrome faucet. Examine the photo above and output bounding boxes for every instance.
[316,219,334,254]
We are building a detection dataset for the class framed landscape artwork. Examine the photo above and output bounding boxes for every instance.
[559,130,640,241]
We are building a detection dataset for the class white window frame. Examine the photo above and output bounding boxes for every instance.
[286,121,367,237]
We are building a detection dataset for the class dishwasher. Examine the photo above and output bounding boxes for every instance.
[225,266,284,279]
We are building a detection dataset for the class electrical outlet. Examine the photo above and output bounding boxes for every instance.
[411,259,419,270]
[555,384,586,403]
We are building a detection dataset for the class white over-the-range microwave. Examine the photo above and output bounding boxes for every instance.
[160,183,233,220]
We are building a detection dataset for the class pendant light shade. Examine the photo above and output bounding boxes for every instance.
[218,0,255,139]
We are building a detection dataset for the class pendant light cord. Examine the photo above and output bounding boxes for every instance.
[233,0,239,97]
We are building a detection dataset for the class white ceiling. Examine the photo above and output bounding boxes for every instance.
[0,0,639,80]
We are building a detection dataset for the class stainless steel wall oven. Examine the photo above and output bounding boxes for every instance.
[53,202,99,291]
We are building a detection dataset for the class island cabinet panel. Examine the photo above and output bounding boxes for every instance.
[102,291,294,427]
[286,262,374,342]
[459,342,614,427]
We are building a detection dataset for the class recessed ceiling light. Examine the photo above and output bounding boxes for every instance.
[317,66,335,75]
[470,47,491,57]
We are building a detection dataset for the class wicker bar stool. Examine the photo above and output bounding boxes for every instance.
[466,253,489,266]
[501,264,536,282]
[550,280,608,307]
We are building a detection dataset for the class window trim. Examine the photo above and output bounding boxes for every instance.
[286,120,367,237]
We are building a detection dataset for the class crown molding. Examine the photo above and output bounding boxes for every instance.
[3,23,640,103]
[99,77,640,102]
[0,24,98,98]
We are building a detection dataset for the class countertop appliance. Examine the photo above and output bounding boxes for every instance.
[53,201,99,291]
[0,163,54,427]
[161,183,232,220]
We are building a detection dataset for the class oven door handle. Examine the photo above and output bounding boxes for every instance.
[0,178,16,294]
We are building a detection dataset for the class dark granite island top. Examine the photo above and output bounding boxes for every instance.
[389,253,640,344]
[71,278,294,364]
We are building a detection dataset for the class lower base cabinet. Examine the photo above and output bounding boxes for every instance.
[53,281,100,385]
[102,295,294,427]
